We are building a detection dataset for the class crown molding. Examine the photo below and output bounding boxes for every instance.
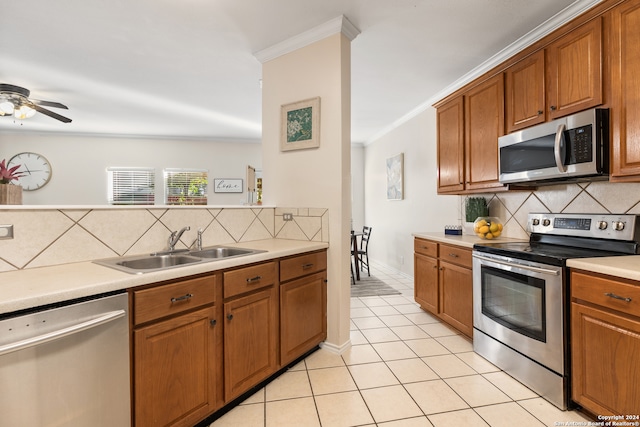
[365,0,602,145]
[255,15,360,63]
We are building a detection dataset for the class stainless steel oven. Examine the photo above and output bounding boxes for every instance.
[473,213,640,410]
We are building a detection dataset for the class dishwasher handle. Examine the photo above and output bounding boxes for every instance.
[0,309,126,357]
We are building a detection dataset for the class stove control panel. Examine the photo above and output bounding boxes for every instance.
[528,213,640,241]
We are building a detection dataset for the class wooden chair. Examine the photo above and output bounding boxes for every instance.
[354,226,372,277]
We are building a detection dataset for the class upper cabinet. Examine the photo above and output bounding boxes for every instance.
[436,96,465,193]
[546,17,603,120]
[505,18,603,134]
[464,74,505,191]
[505,50,546,133]
[610,0,640,180]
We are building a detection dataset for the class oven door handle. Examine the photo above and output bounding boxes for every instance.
[473,253,560,276]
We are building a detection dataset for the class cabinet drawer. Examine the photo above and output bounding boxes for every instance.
[439,244,472,269]
[572,271,640,318]
[133,275,216,325]
[280,251,327,282]
[224,262,277,299]
[414,239,438,258]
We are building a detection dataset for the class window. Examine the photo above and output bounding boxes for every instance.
[164,169,208,205]
[108,168,155,205]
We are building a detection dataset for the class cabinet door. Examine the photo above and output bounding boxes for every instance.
[505,50,546,133]
[134,305,217,427]
[280,271,327,366]
[437,96,465,193]
[464,74,505,191]
[610,0,640,180]
[546,17,602,119]
[571,302,640,415]
[224,286,278,401]
[414,253,439,315]
[439,261,473,337]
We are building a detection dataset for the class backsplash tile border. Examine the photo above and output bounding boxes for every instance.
[0,206,328,271]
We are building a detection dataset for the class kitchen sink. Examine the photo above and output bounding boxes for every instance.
[188,246,261,259]
[94,246,264,274]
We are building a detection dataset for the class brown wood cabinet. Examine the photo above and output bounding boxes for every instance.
[571,270,640,415]
[505,50,546,133]
[546,17,603,120]
[132,275,219,427]
[223,262,278,401]
[414,238,473,337]
[610,0,640,180]
[279,251,327,366]
[436,96,465,193]
[464,74,505,192]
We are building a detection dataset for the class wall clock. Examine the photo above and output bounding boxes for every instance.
[7,152,52,191]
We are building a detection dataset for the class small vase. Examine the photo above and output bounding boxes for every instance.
[0,184,23,205]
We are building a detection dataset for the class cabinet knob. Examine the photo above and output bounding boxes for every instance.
[550,105,557,111]
[537,110,543,115]
[227,314,234,321]
[210,319,217,326]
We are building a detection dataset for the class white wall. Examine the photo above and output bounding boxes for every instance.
[350,143,365,231]
[262,33,353,350]
[364,107,459,276]
[0,132,261,205]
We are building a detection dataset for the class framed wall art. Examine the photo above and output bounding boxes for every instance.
[280,97,320,151]
[386,153,404,200]
[213,178,243,193]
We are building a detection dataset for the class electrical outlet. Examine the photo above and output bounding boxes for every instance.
[0,224,14,239]
[283,213,293,221]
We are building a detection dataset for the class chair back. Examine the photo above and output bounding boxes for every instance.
[361,226,372,250]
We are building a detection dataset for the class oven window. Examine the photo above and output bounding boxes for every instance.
[481,266,546,342]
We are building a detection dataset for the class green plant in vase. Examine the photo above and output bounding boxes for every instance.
[465,197,489,223]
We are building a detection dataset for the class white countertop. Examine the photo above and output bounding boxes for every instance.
[0,239,328,315]
[412,231,526,249]
[567,256,640,282]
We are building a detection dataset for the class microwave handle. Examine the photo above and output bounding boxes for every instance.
[554,124,567,172]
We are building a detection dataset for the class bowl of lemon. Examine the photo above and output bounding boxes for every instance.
[473,217,503,240]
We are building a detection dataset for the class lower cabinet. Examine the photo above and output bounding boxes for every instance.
[571,270,640,415]
[131,250,328,426]
[414,237,473,337]
[132,275,219,427]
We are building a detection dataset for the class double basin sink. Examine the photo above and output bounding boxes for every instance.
[95,246,265,274]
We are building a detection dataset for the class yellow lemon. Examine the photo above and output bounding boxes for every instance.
[498,223,503,231]
[476,219,488,228]
[476,232,485,238]
[478,225,490,234]
[484,233,494,239]
[492,230,501,238]
[489,223,499,233]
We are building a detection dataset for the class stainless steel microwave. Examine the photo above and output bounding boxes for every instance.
[498,108,609,185]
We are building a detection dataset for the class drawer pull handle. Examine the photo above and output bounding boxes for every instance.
[448,253,459,258]
[246,275,262,283]
[302,263,314,269]
[605,292,632,303]
[170,293,193,303]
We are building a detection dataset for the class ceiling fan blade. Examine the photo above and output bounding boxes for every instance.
[31,99,69,110]
[30,103,72,123]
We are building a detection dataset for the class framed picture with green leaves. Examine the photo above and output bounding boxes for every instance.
[280,97,320,151]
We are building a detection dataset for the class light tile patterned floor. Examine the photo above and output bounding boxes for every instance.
[211,263,592,427]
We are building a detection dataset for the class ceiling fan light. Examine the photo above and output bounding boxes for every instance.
[0,101,14,116]
[13,105,36,119]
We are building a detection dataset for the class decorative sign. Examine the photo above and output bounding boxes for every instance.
[213,178,243,193]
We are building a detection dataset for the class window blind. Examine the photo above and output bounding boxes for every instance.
[108,168,155,205]
[164,169,208,205]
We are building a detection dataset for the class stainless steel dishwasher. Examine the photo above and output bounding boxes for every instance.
[0,292,131,427]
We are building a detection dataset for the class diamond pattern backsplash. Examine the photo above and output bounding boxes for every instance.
[0,207,328,271]
[461,181,640,240]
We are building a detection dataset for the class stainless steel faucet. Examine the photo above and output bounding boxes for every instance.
[190,228,204,251]
[168,226,190,251]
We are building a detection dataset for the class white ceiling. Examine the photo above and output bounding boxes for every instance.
[1,0,597,144]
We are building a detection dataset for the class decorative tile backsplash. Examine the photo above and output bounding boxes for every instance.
[461,181,640,240]
[0,206,328,272]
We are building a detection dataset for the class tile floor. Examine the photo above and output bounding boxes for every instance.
[211,263,593,427]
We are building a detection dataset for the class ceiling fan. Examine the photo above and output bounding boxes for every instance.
[0,83,72,123]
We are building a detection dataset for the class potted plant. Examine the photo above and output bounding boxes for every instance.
[0,159,24,204]
[464,197,489,234]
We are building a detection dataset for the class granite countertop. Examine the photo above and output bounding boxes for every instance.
[412,231,526,249]
[0,239,328,315]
